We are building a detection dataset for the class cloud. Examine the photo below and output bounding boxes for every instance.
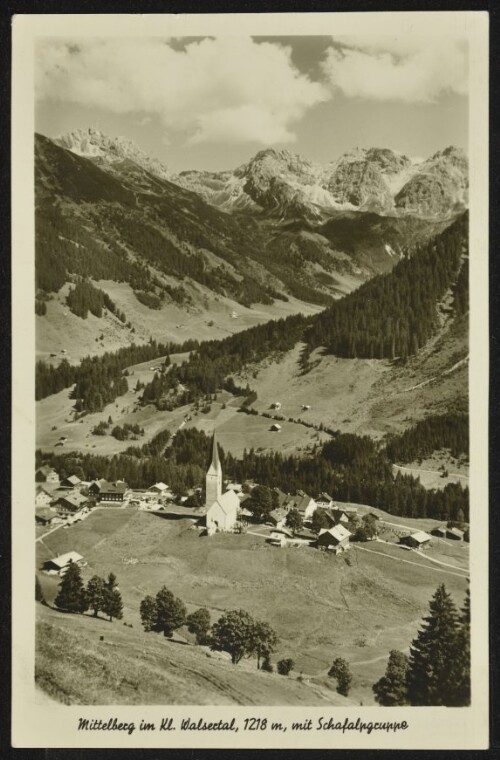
[36,37,327,145]
[322,37,468,102]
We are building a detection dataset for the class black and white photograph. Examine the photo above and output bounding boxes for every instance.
[11,11,489,750]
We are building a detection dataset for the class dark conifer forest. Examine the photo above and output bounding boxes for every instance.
[304,212,468,359]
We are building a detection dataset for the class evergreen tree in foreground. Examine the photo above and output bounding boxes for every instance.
[373,650,409,706]
[86,575,106,617]
[407,583,462,706]
[449,586,471,706]
[54,561,88,614]
[102,574,123,622]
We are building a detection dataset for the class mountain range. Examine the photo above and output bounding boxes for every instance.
[56,128,468,220]
[35,129,467,360]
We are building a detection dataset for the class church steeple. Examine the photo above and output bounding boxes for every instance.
[206,430,222,508]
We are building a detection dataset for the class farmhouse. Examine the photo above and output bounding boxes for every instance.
[36,466,59,484]
[55,491,88,515]
[148,482,169,494]
[205,432,240,535]
[270,423,282,432]
[271,402,281,410]
[400,531,432,550]
[316,492,334,509]
[35,507,58,525]
[431,525,447,538]
[268,508,288,529]
[269,527,293,547]
[35,486,54,507]
[60,474,82,489]
[43,551,84,575]
[446,527,465,541]
[285,491,317,521]
[272,487,289,508]
[89,479,127,502]
[316,525,352,554]
[326,508,350,526]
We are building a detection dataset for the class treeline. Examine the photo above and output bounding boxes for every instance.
[305,213,468,360]
[224,434,469,523]
[36,427,468,522]
[140,313,308,405]
[66,279,127,322]
[35,338,198,403]
[385,413,469,463]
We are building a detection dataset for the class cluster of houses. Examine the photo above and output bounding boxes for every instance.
[35,442,469,560]
[35,465,174,527]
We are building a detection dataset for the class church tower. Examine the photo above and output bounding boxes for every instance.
[205,431,222,508]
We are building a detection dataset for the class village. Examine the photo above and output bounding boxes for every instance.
[36,432,469,578]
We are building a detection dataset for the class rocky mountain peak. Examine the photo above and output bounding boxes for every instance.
[54,128,170,180]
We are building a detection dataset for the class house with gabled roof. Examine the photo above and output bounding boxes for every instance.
[148,482,169,494]
[400,531,432,550]
[35,486,54,507]
[316,525,352,554]
[89,479,127,502]
[55,491,88,515]
[316,492,334,509]
[61,474,82,489]
[36,466,59,484]
[43,551,84,575]
[35,507,58,525]
[284,491,317,521]
[268,508,288,529]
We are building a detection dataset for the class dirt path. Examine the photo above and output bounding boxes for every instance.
[353,545,468,579]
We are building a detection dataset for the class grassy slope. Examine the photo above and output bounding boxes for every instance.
[235,312,468,440]
[36,605,348,706]
[36,506,468,705]
[37,280,322,365]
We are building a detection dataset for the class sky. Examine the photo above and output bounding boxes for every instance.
[35,35,468,173]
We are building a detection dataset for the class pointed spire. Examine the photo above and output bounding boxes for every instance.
[211,430,220,470]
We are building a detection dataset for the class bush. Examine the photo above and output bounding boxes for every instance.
[277,658,295,676]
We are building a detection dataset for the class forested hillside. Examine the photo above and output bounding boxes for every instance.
[384,413,468,463]
[305,213,468,359]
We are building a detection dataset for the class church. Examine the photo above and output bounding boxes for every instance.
[205,432,240,535]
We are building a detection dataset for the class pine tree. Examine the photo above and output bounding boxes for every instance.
[86,575,106,617]
[102,573,123,622]
[407,583,460,706]
[449,587,471,706]
[140,595,158,632]
[373,650,409,706]
[103,588,123,622]
[54,561,88,614]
